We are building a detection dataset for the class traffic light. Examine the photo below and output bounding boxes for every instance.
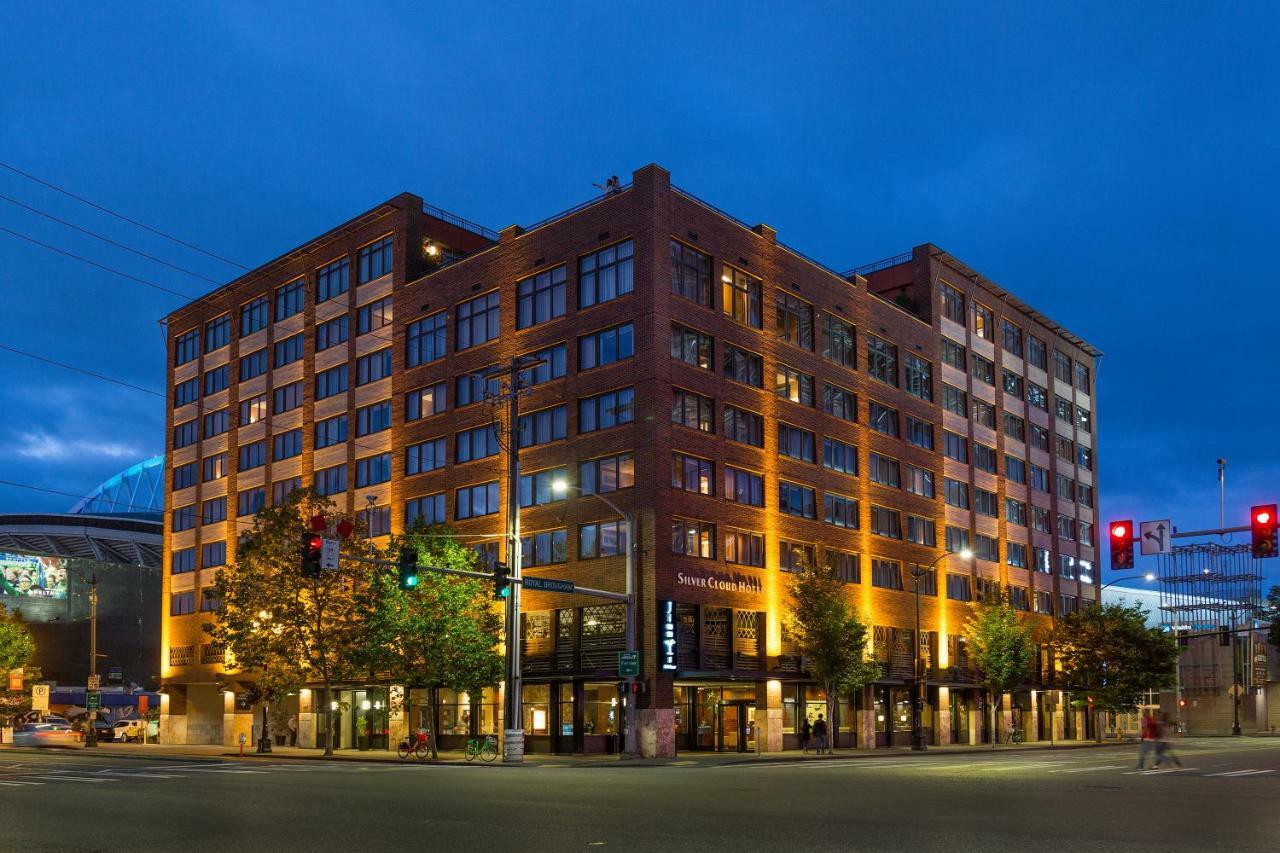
[1109,521,1134,570]
[397,547,419,591]
[492,561,510,601]
[301,533,323,578]
[1250,504,1278,559]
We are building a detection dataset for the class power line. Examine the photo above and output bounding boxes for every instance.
[0,193,226,285]
[0,160,250,271]
[0,225,196,300]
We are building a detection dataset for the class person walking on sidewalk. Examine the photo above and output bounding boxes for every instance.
[1154,712,1181,769]
[812,714,829,755]
[287,714,298,747]
[800,717,813,753]
[1135,710,1158,770]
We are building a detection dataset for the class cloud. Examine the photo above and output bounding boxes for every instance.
[9,430,143,463]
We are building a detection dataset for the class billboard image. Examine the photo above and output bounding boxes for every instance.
[0,552,68,599]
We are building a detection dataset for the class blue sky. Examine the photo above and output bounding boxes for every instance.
[1,2,1277,582]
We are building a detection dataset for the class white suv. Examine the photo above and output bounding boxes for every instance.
[113,719,157,743]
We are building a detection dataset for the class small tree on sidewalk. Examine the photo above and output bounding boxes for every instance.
[0,604,39,719]
[1048,601,1177,741]
[356,525,502,759]
[787,559,880,751]
[963,592,1035,747]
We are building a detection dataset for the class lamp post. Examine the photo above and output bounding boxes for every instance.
[1099,573,1156,591]
[910,548,972,752]
[552,478,636,758]
[65,568,100,747]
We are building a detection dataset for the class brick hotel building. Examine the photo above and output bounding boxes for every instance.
[160,165,1102,755]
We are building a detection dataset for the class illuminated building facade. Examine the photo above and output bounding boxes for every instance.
[161,166,1101,753]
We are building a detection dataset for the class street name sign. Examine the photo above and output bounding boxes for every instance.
[619,650,640,678]
[1140,519,1172,556]
[321,538,340,571]
[523,576,576,594]
[86,691,101,711]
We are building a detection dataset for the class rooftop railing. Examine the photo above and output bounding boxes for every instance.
[521,183,633,234]
[421,201,500,242]
[846,250,913,278]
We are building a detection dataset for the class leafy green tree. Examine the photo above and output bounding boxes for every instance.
[786,559,880,750]
[356,525,502,759]
[205,488,374,755]
[1049,601,1178,741]
[963,594,1035,746]
[0,605,39,719]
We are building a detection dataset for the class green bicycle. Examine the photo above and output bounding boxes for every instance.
[465,733,498,762]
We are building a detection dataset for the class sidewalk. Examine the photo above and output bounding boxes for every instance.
[0,738,1129,767]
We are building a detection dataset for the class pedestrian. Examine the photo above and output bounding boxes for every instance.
[1135,710,1158,770]
[287,714,298,747]
[1154,712,1181,769]
[800,716,813,753]
[813,713,829,755]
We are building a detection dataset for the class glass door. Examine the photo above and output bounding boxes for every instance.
[719,703,740,752]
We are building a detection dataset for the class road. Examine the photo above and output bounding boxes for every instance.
[2,738,1278,852]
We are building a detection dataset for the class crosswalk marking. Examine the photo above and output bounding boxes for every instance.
[1049,765,1124,774]
[1123,767,1195,775]
[0,779,43,786]
[26,774,114,783]
[1206,768,1274,777]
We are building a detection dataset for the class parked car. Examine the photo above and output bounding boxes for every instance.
[12,723,85,749]
[71,716,116,742]
[112,719,158,742]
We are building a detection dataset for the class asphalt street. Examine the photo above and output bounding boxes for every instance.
[2,738,1278,852]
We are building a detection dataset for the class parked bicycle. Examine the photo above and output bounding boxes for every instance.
[1006,728,1025,744]
[465,733,498,762]
[397,729,431,760]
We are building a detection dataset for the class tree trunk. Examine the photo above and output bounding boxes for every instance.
[827,689,837,754]
[990,690,998,748]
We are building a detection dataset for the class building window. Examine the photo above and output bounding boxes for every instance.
[412,381,453,422]
[671,324,713,369]
[173,461,198,490]
[1006,544,1028,570]
[274,380,303,413]
[943,431,968,463]
[315,464,347,497]
[940,339,965,372]
[406,438,447,476]
[824,493,860,529]
[241,297,269,337]
[174,328,200,366]
[1034,547,1051,574]
[173,419,198,449]
[973,442,997,474]
[870,505,901,539]
[722,266,762,328]
[1032,506,1051,533]
[174,378,199,408]
[868,401,898,437]
[821,383,856,421]
[204,315,230,353]
[456,425,501,463]
[723,466,763,506]
[518,265,567,328]
[580,453,635,494]
[1055,395,1074,424]
[580,520,627,558]
[672,454,714,495]
[518,406,568,448]
[358,297,393,336]
[1056,474,1076,501]
[939,384,967,418]
[670,240,712,306]
[275,278,305,321]
[779,481,816,519]
[1005,455,1026,484]
[1001,320,1023,356]
[775,364,814,406]
[725,530,765,567]
[171,505,196,532]
[366,505,392,537]
[579,387,634,432]
[1003,412,1026,443]
[203,365,228,396]
[780,540,815,573]
[356,453,392,488]
[907,515,936,547]
[239,348,268,382]
[670,388,714,433]
[271,333,302,368]
[1057,514,1077,541]
[456,291,500,351]
[516,344,566,388]
[946,574,972,602]
[239,440,266,471]
[1006,498,1028,526]
[1053,351,1073,384]
[202,409,229,439]
[722,344,763,387]
[317,257,350,302]
[406,493,446,528]
[866,335,898,386]
[201,497,226,526]
[273,429,302,461]
[1029,425,1050,453]
[945,526,970,554]
[778,424,816,463]
[1027,335,1047,370]
[522,529,568,567]
[970,353,995,386]
[454,368,499,408]
[775,290,813,350]
[272,478,301,504]
[902,416,933,451]
[869,452,900,488]
[1055,436,1075,465]
[1035,591,1053,614]
[314,364,349,400]
[455,482,500,520]
[973,303,993,340]
[357,236,393,284]
[944,478,969,509]
[905,464,935,498]
[237,487,265,518]
[1002,369,1024,398]
[1078,483,1095,508]
[827,550,861,583]
[904,355,932,401]
[871,558,903,590]
[672,518,716,558]
[975,534,999,562]
[974,488,999,518]
[940,283,965,325]
[971,399,995,429]
[579,241,633,309]
[356,349,392,385]
[821,315,856,369]
[202,542,228,569]
[356,401,392,437]
[1076,406,1093,433]
[1059,554,1078,580]
[1026,382,1048,412]
[579,322,634,370]
[203,452,229,481]
[170,591,196,617]
[316,315,349,352]
[822,438,858,475]
[724,406,763,447]
[405,311,447,367]
[1075,362,1091,393]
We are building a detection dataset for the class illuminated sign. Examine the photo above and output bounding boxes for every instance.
[675,570,762,594]
[0,552,68,599]
[661,601,677,671]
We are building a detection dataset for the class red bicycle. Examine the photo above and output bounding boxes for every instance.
[396,729,431,760]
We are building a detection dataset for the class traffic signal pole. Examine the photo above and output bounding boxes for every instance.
[503,356,525,764]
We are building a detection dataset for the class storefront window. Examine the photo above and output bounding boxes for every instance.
[874,692,887,733]
[803,686,827,732]
[523,684,550,735]
[673,687,691,736]
[479,687,500,734]
[782,688,798,734]
[891,687,912,732]
[437,688,472,736]
[558,684,575,736]
[583,682,619,735]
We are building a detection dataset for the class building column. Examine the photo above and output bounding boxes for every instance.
[1029,690,1041,741]
[859,685,876,749]
[297,688,316,749]
[937,686,952,745]
[755,679,783,753]
[1051,691,1066,741]
[223,689,252,748]
[158,686,187,745]
[968,690,982,745]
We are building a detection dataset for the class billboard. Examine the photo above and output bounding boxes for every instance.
[0,552,68,599]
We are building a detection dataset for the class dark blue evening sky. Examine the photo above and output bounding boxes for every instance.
[1,3,1277,583]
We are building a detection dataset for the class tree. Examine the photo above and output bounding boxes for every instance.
[787,559,880,751]
[963,594,1035,747]
[1049,601,1178,741]
[356,525,502,759]
[0,605,39,720]
[205,488,373,755]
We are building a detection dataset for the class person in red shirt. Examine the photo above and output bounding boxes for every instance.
[1135,711,1159,770]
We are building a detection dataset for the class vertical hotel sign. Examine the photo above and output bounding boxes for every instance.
[660,601,677,672]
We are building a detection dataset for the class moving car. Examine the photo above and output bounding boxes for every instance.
[12,723,85,749]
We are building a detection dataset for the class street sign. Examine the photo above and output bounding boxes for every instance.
[618,650,640,678]
[31,684,49,712]
[87,673,100,691]
[523,576,576,594]
[1140,520,1172,556]
[107,666,123,684]
[86,691,101,711]
[320,538,340,571]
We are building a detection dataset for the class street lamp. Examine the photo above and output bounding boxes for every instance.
[910,548,973,752]
[1099,573,1156,591]
[551,478,637,758]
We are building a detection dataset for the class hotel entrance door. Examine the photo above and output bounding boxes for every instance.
[719,701,757,753]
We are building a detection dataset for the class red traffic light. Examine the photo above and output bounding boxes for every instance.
[1111,523,1128,539]
[1109,519,1135,570]
[1250,504,1278,559]
[1255,510,1272,525]
[308,535,324,550]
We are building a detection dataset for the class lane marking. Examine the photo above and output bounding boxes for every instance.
[0,780,43,786]
[1206,769,1275,777]
[25,775,114,783]
[1049,765,1125,774]
[1122,767,1196,775]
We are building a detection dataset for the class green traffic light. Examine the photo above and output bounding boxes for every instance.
[406,575,418,587]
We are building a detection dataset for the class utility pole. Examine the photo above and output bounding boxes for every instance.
[86,573,99,748]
